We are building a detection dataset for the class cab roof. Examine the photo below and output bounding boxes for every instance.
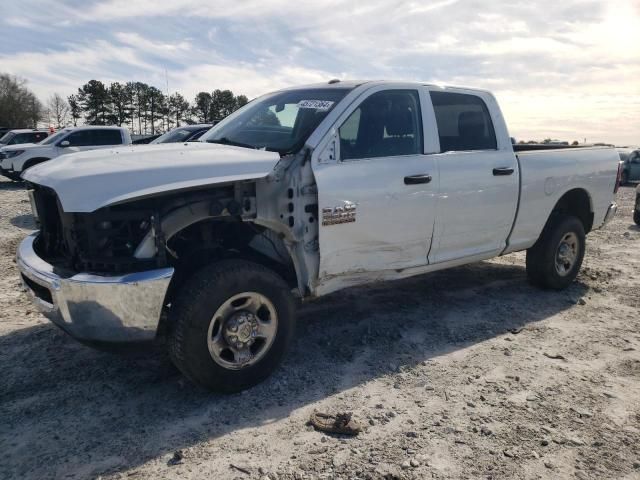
[279,79,492,95]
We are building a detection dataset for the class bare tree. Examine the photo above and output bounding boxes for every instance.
[47,93,69,128]
[0,73,44,127]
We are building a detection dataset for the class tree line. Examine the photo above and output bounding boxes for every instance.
[0,73,249,135]
[0,74,45,128]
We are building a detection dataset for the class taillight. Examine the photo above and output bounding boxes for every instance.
[614,161,623,194]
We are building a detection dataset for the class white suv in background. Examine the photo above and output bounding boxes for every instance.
[0,126,132,181]
[0,129,50,146]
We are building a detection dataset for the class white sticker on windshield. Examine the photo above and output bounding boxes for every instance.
[297,100,334,111]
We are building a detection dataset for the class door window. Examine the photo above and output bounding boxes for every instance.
[9,134,29,144]
[339,90,422,161]
[31,132,48,143]
[430,91,497,152]
[91,130,123,145]
[65,130,122,146]
[64,130,94,146]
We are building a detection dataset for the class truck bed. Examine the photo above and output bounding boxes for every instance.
[505,146,619,254]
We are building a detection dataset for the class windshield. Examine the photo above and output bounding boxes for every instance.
[202,88,352,154]
[151,128,200,144]
[0,132,15,144]
[40,130,69,145]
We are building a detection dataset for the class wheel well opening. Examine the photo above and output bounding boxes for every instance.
[551,188,593,233]
[163,219,298,305]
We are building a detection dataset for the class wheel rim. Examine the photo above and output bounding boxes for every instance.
[555,232,579,277]
[206,292,278,370]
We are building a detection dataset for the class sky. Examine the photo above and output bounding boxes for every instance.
[1,0,638,145]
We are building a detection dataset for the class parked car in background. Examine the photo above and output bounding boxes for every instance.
[620,149,640,185]
[132,134,162,144]
[150,124,213,144]
[18,80,620,392]
[0,126,131,180]
[0,129,49,146]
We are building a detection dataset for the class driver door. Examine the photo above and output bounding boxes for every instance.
[312,87,438,279]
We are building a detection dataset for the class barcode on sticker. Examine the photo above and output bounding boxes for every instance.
[297,100,334,111]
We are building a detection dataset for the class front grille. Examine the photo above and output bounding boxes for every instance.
[72,208,156,274]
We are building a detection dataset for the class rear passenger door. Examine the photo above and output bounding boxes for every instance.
[427,89,519,264]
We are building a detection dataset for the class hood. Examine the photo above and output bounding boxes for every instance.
[1,142,41,152]
[23,142,281,212]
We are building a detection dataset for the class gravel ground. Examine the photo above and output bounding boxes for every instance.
[1,177,639,480]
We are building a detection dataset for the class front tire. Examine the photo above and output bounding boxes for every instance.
[634,195,640,226]
[526,215,586,290]
[168,259,295,392]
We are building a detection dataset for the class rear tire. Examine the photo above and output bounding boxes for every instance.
[168,259,295,393]
[634,196,640,226]
[526,215,586,290]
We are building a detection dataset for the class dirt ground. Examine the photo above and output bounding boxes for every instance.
[1,177,639,480]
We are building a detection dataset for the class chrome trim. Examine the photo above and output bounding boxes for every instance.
[27,189,39,224]
[603,202,617,226]
[17,232,174,343]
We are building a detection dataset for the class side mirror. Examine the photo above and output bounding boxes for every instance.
[59,140,70,147]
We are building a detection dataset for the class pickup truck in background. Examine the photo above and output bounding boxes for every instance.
[0,125,132,181]
[17,80,620,392]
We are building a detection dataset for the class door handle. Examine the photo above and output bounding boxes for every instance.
[493,167,514,176]
[404,174,432,185]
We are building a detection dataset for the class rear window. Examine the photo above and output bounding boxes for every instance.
[430,91,497,152]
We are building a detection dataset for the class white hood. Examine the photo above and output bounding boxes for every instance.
[23,142,281,212]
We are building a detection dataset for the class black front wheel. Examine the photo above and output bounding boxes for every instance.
[526,215,586,290]
[634,194,640,226]
[168,259,296,392]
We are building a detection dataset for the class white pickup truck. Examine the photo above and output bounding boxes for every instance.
[0,125,132,181]
[17,80,620,392]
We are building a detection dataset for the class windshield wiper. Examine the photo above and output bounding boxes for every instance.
[207,137,257,150]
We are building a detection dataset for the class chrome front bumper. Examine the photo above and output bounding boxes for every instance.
[602,202,618,226]
[17,233,174,343]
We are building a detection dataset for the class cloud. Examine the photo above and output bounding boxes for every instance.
[0,0,638,144]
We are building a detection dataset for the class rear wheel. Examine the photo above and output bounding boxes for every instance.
[168,259,295,392]
[634,194,640,226]
[526,215,586,290]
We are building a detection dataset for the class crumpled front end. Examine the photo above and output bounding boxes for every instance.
[17,232,173,343]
